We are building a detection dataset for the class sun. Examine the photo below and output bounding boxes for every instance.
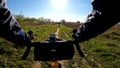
[51,0,67,9]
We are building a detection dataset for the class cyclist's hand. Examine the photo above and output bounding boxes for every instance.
[72,29,81,43]
[13,30,35,45]
[27,30,35,41]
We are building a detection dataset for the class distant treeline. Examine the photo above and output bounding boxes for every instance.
[13,14,82,24]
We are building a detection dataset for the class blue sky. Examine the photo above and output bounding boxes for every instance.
[7,0,92,22]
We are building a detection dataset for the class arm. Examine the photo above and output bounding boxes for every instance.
[0,0,30,44]
[73,0,120,42]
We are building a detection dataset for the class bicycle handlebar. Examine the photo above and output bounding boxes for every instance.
[21,34,85,61]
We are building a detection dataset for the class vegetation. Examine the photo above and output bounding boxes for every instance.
[0,16,58,68]
[60,24,120,68]
[0,15,120,68]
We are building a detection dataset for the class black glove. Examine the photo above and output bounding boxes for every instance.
[72,29,81,43]
[12,30,31,45]
[14,30,34,45]
[0,0,33,45]
[27,30,34,40]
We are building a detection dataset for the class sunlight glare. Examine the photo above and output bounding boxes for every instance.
[51,0,67,9]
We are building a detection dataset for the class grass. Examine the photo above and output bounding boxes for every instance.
[59,25,73,40]
[0,23,58,68]
[1,17,120,68]
[59,24,120,68]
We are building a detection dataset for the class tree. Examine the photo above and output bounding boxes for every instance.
[76,21,80,23]
[38,17,52,23]
[60,19,66,24]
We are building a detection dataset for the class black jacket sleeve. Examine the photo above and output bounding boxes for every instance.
[76,0,120,42]
[0,7,30,44]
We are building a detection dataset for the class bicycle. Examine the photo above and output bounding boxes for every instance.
[21,30,84,68]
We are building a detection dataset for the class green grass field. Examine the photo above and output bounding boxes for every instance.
[0,18,120,68]
[0,23,58,68]
[62,24,120,68]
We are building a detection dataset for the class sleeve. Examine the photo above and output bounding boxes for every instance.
[76,0,120,42]
[0,7,30,45]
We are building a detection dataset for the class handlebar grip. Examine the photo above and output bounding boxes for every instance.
[21,31,34,60]
[75,43,85,57]
[21,45,31,60]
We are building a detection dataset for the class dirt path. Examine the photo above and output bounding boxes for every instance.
[30,61,41,68]
[54,28,66,68]
[30,28,62,68]
[54,28,60,38]
[55,28,104,68]
[30,27,104,68]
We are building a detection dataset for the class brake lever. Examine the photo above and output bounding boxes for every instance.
[21,30,34,60]
[72,29,85,57]
[21,43,32,60]
[74,42,85,57]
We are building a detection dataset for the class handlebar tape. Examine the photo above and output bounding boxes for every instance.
[21,45,31,60]
[75,43,85,57]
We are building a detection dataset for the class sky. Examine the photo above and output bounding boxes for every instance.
[7,0,92,22]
